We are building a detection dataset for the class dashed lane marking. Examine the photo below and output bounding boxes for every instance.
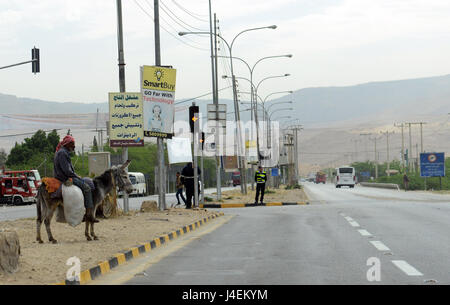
[392,260,423,276]
[370,241,391,251]
[358,229,372,237]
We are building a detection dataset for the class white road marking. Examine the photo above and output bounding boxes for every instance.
[370,241,390,251]
[358,229,372,237]
[392,260,423,276]
[344,216,354,222]
[348,221,360,227]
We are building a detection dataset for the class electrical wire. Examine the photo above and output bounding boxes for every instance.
[141,0,208,49]
[133,0,209,52]
[160,0,208,32]
[171,0,210,22]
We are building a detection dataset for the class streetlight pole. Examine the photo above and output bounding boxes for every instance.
[179,25,277,195]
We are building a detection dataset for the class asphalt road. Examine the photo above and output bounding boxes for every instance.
[123,182,450,285]
[0,186,237,222]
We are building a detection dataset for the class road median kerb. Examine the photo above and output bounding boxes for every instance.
[199,202,309,209]
[56,211,225,285]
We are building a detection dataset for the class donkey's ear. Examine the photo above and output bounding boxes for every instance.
[120,159,131,170]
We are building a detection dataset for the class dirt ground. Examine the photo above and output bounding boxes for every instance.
[209,185,309,204]
[0,206,220,285]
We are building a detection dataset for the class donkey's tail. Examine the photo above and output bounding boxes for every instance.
[36,185,45,222]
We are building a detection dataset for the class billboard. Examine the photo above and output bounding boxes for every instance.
[420,152,445,177]
[108,92,144,147]
[141,65,177,139]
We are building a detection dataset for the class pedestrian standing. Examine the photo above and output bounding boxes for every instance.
[403,173,409,191]
[181,162,201,209]
[254,166,267,205]
[175,172,186,206]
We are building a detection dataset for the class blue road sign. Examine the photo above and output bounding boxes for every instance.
[420,152,445,177]
[271,168,279,177]
[360,171,371,177]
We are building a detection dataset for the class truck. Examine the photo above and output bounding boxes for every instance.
[231,171,241,187]
[0,175,37,205]
[3,169,42,189]
[315,172,327,184]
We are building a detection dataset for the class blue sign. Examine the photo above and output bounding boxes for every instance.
[271,168,279,177]
[420,153,445,177]
[360,171,371,177]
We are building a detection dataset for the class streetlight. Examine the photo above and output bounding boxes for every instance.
[179,25,277,194]
[266,101,293,113]
[218,54,293,154]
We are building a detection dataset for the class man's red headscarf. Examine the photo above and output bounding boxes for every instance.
[55,135,75,152]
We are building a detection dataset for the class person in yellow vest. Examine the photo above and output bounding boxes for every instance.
[254,166,267,205]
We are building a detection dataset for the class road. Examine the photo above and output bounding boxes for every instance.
[120,182,450,285]
[0,186,237,222]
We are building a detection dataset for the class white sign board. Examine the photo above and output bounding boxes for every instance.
[167,137,192,164]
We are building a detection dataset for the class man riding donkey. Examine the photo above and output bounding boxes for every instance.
[53,135,98,223]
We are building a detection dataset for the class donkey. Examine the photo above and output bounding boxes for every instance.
[36,160,134,244]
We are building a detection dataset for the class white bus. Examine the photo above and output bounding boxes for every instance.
[128,172,147,197]
[334,166,356,188]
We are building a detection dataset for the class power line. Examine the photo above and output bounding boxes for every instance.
[133,0,209,51]
[175,85,233,104]
[0,129,62,138]
[159,0,208,32]
[171,0,210,22]
[140,0,208,48]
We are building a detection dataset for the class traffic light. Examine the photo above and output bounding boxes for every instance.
[189,105,199,133]
[199,132,205,150]
[32,47,40,74]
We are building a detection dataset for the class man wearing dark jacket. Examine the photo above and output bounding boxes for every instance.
[181,162,201,209]
[255,166,267,205]
[54,135,98,222]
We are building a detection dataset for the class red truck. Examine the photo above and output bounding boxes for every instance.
[315,172,327,184]
[232,171,241,187]
[0,175,37,205]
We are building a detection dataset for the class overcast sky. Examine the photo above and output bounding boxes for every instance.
[1,0,450,104]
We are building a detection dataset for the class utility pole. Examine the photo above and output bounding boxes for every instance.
[212,11,221,201]
[405,122,426,173]
[360,133,372,162]
[351,139,360,163]
[381,131,394,176]
[369,136,380,179]
[116,0,129,213]
[395,123,405,171]
[292,125,303,183]
[154,0,166,210]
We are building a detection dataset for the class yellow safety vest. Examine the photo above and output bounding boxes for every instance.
[256,171,267,183]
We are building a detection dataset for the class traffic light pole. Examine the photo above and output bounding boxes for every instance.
[193,103,199,208]
[0,47,39,72]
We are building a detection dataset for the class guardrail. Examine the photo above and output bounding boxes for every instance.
[359,182,400,190]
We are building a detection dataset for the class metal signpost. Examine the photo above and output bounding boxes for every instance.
[207,103,226,201]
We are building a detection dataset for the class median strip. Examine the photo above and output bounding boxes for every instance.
[199,202,309,209]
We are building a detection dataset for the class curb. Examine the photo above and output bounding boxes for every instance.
[199,202,309,209]
[56,212,225,285]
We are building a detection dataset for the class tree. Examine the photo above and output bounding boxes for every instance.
[0,149,7,167]
[92,136,98,152]
[5,130,60,176]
